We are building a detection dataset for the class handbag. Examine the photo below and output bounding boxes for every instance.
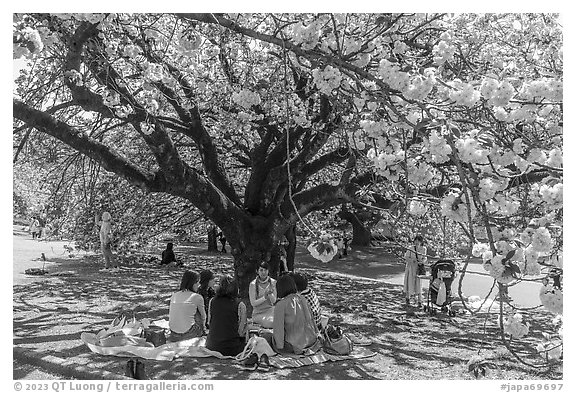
[142,326,166,347]
[415,247,426,276]
[235,335,275,361]
[322,324,353,356]
[417,263,426,276]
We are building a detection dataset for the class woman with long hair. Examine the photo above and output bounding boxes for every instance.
[272,274,319,354]
[168,270,206,340]
[198,269,216,318]
[205,275,247,356]
[403,235,428,307]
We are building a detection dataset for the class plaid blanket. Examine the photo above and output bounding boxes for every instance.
[268,346,376,369]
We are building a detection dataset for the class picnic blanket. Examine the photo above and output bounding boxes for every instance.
[82,318,376,367]
[81,333,233,361]
[268,346,376,369]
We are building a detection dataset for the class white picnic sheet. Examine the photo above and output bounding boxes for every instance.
[81,319,376,367]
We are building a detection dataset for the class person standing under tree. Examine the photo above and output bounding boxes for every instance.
[403,235,427,308]
[95,211,119,272]
[218,232,227,253]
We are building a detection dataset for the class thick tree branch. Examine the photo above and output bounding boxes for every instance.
[14,99,158,191]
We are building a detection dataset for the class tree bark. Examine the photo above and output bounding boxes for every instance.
[338,208,372,246]
[285,224,296,272]
[207,225,218,252]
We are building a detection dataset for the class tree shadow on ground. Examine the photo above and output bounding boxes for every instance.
[13,243,562,380]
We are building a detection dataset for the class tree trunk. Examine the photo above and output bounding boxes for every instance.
[337,209,372,246]
[207,225,218,252]
[285,224,296,272]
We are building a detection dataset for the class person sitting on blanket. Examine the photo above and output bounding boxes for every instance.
[205,275,248,356]
[249,261,277,328]
[198,269,216,323]
[169,270,206,339]
[272,274,319,354]
[292,272,322,330]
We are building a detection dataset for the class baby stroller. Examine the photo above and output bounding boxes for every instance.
[423,259,457,316]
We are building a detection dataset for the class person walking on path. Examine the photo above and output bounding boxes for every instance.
[95,211,118,272]
[30,216,40,240]
[403,235,427,308]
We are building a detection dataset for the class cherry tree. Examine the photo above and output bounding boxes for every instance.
[13,13,562,367]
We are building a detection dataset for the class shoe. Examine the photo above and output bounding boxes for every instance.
[258,354,270,372]
[241,353,258,371]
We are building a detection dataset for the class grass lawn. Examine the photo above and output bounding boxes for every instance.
[13,228,562,380]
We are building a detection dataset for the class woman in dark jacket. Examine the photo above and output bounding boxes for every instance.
[205,275,247,356]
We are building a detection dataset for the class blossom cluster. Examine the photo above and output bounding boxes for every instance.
[432,31,456,64]
[115,105,134,119]
[503,313,530,338]
[312,65,343,95]
[472,242,490,258]
[482,253,515,284]
[69,13,107,24]
[292,21,321,50]
[307,234,338,263]
[137,94,160,115]
[481,78,516,107]
[521,245,542,276]
[231,89,261,109]
[538,182,563,208]
[22,27,44,54]
[377,59,410,92]
[405,74,436,101]
[440,192,476,223]
[102,89,121,107]
[179,32,202,52]
[530,227,554,254]
[407,160,435,185]
[519,79,563,101]
[485,194,521,216]
[409,199,427,216]
[359,120,388,139]
[455,136,489,164]
[448,80,480,107]
[478,177,508,201]
[123,44,142,59]
[424,130,452,163]
[545,148,563,168]
[393,40,409,54]
[536,340,563,361]
[539,284,563,315]
[367,148,404,181]
[143,62,165,83]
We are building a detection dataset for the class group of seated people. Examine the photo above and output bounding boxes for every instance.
[168,261,322,356]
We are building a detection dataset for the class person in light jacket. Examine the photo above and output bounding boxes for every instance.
[249,262,277,328]
[272,274,319,354]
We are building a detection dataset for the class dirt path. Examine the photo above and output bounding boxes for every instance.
[13,230,562,380]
